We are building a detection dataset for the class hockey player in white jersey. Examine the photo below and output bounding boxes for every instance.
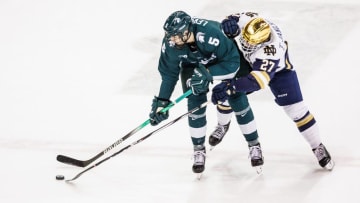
[211,12,334,170]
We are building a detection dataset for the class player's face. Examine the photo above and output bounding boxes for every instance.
[168,30,189,47]
[239,36,261,53]
[169,35,185,46]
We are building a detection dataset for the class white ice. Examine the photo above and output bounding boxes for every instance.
[1,0,360,202]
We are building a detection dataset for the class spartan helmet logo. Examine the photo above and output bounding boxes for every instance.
[239,17,271,53]
[174,17,181,23]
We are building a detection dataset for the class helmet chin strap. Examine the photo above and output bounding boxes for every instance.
[182,31,194,43]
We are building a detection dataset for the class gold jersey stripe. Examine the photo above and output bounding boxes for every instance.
[250,71,270,89]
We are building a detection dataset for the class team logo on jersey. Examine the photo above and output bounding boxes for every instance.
[199,53,217,65]
[196,32,205,43]
[263,45,276,56]
[179,54,188,59]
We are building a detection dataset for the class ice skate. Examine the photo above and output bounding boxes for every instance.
[209,121,230,150]
[192,146,206,178]
[249,143,264,174]
[312,143,334,171]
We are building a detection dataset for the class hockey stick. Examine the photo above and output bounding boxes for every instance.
[57,89,192,167]
[65,101,209,182]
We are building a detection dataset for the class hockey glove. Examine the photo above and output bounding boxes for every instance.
[211,80,235,105]
[188,64,213,95]
[221,14,240,38]
[149,96,171,126]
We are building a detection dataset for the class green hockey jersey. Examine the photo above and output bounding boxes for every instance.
[157,17,241,99]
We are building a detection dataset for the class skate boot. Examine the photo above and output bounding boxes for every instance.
[249,143,264,174]
[312,143,335,170]
[192,145,206,179]
[209,121,230,149]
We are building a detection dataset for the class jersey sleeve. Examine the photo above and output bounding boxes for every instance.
[157,40,181,99]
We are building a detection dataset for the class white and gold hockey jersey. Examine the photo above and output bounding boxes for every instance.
[230,12,294,92]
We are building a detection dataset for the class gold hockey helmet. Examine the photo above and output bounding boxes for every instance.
[239,17,271,53]
[241,17,271,45]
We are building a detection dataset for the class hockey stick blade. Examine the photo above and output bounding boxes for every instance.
[65,101,209,182]
[57,89,192,167]
[57,155,87,167]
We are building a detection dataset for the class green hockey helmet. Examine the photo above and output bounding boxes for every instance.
[163,10,192,40]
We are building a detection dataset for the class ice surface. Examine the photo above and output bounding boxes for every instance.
[1,0,359,202]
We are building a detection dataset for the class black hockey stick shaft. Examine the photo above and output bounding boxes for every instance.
[65,101,209,182]
[57,89,192,167]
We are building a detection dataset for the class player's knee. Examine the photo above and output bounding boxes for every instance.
[283,101,309,120]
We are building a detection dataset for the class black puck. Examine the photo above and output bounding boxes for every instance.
[56,175,65,180]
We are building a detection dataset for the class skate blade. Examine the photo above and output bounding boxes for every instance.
[196,173,203,180]
[254,166,263,174]
[324,160,335,171]
[209,146,215,151]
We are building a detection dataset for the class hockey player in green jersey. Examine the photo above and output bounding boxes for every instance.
[148,10,264,176]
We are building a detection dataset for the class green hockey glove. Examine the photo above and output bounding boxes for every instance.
[188,64,213,95]
[149,96,171,126]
